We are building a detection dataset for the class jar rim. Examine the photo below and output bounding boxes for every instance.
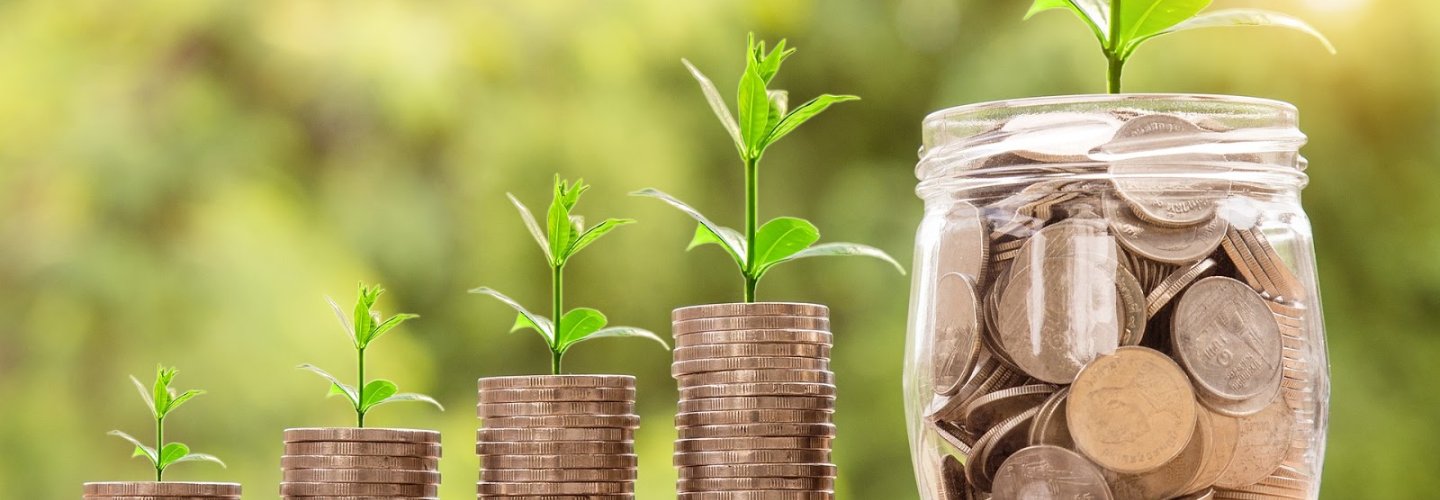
[922,93,1298,128]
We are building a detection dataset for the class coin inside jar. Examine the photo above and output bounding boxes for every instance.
[1172,276,1284,405]
[1068,346,1197,474]
[1104,192,1228,264]
[991,445,1113,500]
[933,272,981,396]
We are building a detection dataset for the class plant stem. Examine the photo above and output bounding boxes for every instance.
[1108,0,1123,94]
[357,346,366,428]
[551,264,564,375]
[155,416,164,481]
[1107,54,1124,94]
[743,156,759,303]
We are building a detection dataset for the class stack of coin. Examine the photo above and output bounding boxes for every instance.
[671,303,837,499]
[279,427,441,498]
[84,482,241,499]
[476,375,638,499]
[912,108,1326,499]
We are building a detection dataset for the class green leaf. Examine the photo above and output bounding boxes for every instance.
[763,94,860,149]
[469,287,555,344]
[172,452,226,468]
[631,188,746,269]
[557,308,608,347]
[359,379,398,412]
[298,364,359,408]
[753,37,794,83]
[353,283,380,346]
[1025,0,1110,45]
[1118,0,1212,55]
[368,313,419,347]
[151,365,175,419]
[758,242,907,276]
[737,64,772,157]
[373,392,446,411]
[751,217,820,275]
[507,193,554,265]
[130,375,157,419]
[681,59,744,155]
[158,442,189,469]
[108,430,157,465]
[164,389,204,416]
[547,180,575,263]
[565,326,671,351]
[567,218,635,259]
[1142,8,1335,54]
[686,223,748,266]
[325,296,357,346]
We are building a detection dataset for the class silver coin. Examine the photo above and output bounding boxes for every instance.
[933,272,981,396]
[1172,276,1284,402]
[991,445,1113,500]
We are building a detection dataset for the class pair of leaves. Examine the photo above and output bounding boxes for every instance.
[1026,0,1334,64]
[684,34,858,161]
[510,176,635,268]
[632,189,904,286]
[108,431,225,471]
[468,287,669,360]
[327,282,419,350]
[130,365,203,421]
[298,364,444,414]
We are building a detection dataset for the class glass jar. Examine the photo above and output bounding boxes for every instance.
[903,95,1328,500]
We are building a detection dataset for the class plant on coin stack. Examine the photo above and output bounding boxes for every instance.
[471,175,670,373]
[107,365,225,481]
[1025,0,1334,92]
[300,282,442,427]
[634,34,903,302]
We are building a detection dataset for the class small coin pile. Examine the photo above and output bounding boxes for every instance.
[476,375,638,499]
[671,303,838,500]
[280,427,441,499]
[84,482,241,499]
[917,110,1322,499]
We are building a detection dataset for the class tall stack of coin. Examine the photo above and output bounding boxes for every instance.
[671,303,837,499]
[476,375,638,498]
[84,482,241,499]
[279,428,441,498]
[909,106,1327,499]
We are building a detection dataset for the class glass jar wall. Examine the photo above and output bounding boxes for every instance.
[904,95,1329,500]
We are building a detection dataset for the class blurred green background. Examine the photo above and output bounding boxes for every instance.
[0,0,1431,498]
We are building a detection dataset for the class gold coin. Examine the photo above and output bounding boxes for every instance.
[678,463,837,479]
[283,427,439,443]
[480,414,640,429]
[676,423,837,439]
[278,481,436,496]
[480,467,637,482]
[478,374,635,390]
[1068,346,1197,474]
[280,454,438,470]
[282,441,440,457]
[1213,399,1293,488]
[477,480,634,495]
[678,476,835,491]
[675,409,833,427]
[673,448,831,467]
[672,356,829,376]
[1183,408,1240,495]
[480,453,638,469]
[673,316,831,335]
[675,436,833,452]
[477,401,635,418]
[1106,401,1211,500]
[676,369,834,387]
[672,302,829,321]
[281,468,440,484]
[673,343,831,360]
[476,440,633,455]
[477,427,633,442]
[83,482,242,496]
[478,387,636,403]
[680,382,837,400]
[674,328,833,347]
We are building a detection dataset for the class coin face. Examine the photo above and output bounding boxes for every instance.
[1068,347,1197,474]
[1105,194,1227,264]
[1172,276,1283,402]
[1000,112,1122,163]
[996,218,1123,383]
[1213,398,1292,488]
[1106,401,1210,500]
[991,445,1113,500]
[933,272,981,395]
[937,201,991,283]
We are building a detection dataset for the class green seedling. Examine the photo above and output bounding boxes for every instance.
[1025,0,1335,93]
[471,176,669,374]
[108,365,224,481]
[635,34,903,302]
[300,282,442,428]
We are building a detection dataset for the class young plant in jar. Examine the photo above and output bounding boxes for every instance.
[904,3,1335,499]
[469,176,666,497]
[284,283,444,499]
[84,366,240,499]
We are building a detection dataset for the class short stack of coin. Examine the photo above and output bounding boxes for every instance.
[671,302,837,499]
[280,427,440,499]
[84,482,241,499]
[476,375,638,499]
